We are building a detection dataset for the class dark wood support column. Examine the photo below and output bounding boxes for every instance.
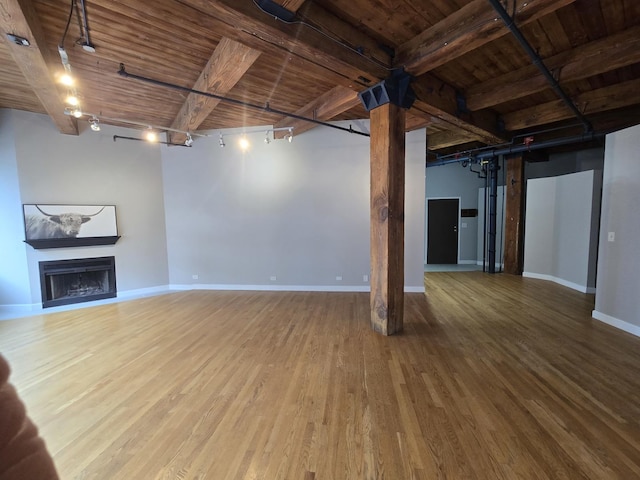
[370,102,406,335]
[504,155,525,275]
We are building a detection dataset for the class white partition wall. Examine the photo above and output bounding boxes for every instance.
[593,125,640,337]
[523,170,601,293]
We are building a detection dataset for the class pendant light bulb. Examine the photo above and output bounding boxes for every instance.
[66,94,79,106]
[72,108,83,118]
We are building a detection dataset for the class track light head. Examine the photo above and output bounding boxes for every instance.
[185,133,194,147]
[89,116,100,131]
[144,127,158,143]
[264,131,271,144]
[219,134,225,148]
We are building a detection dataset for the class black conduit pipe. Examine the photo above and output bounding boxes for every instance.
[117,64,370,138]
[487,0,592,132]
[427,131,604,167]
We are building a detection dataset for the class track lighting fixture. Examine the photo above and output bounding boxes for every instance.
[89,116,100,131]
[238,135,250,151]
[65,94,79,106]
[60,73,74,86]
[144,127,158,143]
[71,108,83,118]
[185,133,194,147]
[218,126,294,149]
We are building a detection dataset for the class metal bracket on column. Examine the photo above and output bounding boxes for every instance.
[358,68,416,111]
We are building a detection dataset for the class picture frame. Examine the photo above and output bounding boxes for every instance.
[23,204,120,249]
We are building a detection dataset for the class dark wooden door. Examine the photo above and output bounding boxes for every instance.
[427,199,459,264]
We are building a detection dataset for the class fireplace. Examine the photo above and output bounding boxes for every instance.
[39,257,116,308]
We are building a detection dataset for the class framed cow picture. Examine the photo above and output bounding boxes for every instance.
[23,204,119,249]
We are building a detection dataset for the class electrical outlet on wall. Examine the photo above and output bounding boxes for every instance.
[270,275,277,281]
[192,274,199,280]
[608,232,615,242]
[363,274,369,282]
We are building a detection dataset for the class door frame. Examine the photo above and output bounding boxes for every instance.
[425,196,461,264]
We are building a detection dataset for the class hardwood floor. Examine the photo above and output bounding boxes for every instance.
[1,272,639,479]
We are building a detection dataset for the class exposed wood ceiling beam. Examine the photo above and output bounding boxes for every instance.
[179,0,502,145]
[411,76,505,144]
[0,0,77,134]
[179,0,390,85]
[168,37,260,144]
[406,114,432,132]
[427,130,477,150]
[296,1,391,68]
[395,0,577,77]
[503,79,640,130]
[466,25,640,111]
[274,0,306,13]
[272,85,359,138]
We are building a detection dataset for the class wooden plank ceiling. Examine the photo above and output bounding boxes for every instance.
[0,0,638,153]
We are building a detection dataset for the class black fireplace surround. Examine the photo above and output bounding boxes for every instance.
[39,257,116,308]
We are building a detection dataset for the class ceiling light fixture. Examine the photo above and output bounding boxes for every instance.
[65,94,79,106]
[6,33,30,46]
[219,134,226,148]
[184,133,194,147]
[89,116,100,131]
[264,131,271,144]
[144,127,158,143]
[238,135,250,151]
[72,108,83,118]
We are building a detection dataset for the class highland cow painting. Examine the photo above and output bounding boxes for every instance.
[23,204,117,240]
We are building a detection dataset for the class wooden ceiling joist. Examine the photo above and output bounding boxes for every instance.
[0,0,77,134]
[503,79,640,130]
[466,25,640,111]
[168,37,261,144]
[272,85,359,138]
[411,76,505,145]
[180,0,390,85]
[427,130,477,150]
[395,0,577,77]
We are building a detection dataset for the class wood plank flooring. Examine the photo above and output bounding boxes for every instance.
[1,272,639,479]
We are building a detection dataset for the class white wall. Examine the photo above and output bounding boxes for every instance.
[426,163,485,263]
[162,122,426,291]
[0,110,31,306]
[4,111,170,307]
[593,125,640,336]
[523,170,601,293]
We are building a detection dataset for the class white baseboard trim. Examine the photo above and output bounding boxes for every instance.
[522,272,595,294]
[476,261,505,268]
[592,310,640,338]
[0,286,173,321]
[170,284,425,293]
[459,260,477,265]
[117,285,172,298]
